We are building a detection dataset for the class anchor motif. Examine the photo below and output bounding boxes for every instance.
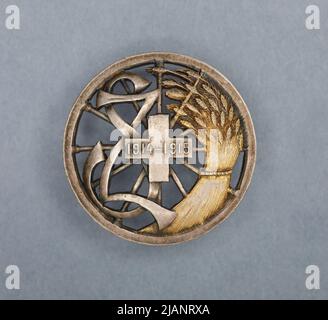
[82,72,177,230]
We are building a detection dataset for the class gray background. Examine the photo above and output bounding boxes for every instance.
[0,0,327,299]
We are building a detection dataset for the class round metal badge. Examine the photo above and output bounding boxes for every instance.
[63,52,256,245]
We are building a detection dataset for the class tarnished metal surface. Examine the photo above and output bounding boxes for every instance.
[63,52,256,245]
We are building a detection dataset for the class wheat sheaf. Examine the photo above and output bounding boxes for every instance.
[142,68,243,234]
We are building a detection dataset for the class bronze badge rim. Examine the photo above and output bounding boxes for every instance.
[63,52,256,245]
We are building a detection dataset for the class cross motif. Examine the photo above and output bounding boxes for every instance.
[124,114,192,182]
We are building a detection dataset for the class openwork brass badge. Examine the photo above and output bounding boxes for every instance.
[63,53,256,244]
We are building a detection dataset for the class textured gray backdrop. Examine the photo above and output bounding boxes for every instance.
[0,0,327,299]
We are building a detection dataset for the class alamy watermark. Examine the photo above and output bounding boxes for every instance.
[305,5,320,30]
[2,4,323,31]
[2,264,322,292]
[305,265,320,290]
[4,265,20,290]
[5,5,20,30]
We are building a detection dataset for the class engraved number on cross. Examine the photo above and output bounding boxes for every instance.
[124,115,192,182]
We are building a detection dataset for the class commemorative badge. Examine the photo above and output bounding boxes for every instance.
[64,53,256,244]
